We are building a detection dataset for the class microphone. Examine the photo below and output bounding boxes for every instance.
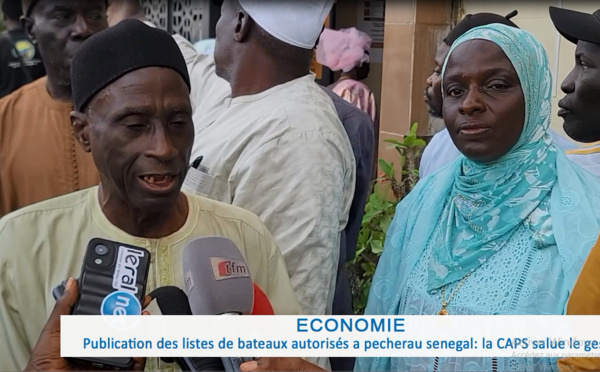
[182,236,254,315]
[182,237,275,371]
[148,286,193,315]
[148,287,225,371]
[251,284,274,315]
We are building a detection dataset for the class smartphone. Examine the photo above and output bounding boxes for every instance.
[69,238,151,369]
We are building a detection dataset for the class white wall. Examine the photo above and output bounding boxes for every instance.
[461,1,600,144]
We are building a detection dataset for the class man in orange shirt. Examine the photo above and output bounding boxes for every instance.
[0,0,108,216]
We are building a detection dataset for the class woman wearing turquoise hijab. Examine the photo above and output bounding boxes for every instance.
[356,24,600,372]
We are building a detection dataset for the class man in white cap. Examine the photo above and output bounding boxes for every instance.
[174,0,355,322]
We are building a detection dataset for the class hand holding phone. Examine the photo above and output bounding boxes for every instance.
[27,278,147,372]
[50,238,151,370]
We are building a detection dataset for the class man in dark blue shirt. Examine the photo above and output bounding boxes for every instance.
[323,86,375,372]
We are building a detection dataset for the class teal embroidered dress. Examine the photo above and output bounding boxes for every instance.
[355,24,600,372]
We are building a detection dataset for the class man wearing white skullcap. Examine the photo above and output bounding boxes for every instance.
[174,0,355,338]
[236,0,333,49]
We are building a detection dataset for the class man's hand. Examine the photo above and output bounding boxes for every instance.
[24,277,146,371]
[240,358,326,372]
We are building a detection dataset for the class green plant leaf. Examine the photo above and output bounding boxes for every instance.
[414,139,427,147]
[370,239,384,255]
[371,191,389,208]
[371,230,385,243]
[391,147,403,153]
[409,122,419,135]
[361,262,376,276]
[351,123,422,315]
[352,246,366,263]
[357,228,369,246]
[362,210,382,224]
[378,159,395,179]
[379,213,392,234]
[383,138,403,146]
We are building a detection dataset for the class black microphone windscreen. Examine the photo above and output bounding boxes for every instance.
[148,287,226,370]
[148,286,192,315]
[182,237,254,315]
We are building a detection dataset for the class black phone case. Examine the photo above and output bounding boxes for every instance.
[70,238,151,370]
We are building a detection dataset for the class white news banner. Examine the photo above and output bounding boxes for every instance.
[61,316,600,358]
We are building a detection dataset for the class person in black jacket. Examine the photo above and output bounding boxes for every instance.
[0,0,45,97]
[322,87,375,372]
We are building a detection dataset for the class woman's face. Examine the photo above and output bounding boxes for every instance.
[443,40,526,163]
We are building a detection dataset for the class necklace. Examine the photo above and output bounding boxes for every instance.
[437,273,471,315]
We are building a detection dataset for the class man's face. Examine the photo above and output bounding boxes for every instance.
[26,0,108,85]
[425,42,450,119]
[559,41,600,143]
[82,67,194,211]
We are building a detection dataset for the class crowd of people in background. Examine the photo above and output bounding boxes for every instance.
[2,0,600,371]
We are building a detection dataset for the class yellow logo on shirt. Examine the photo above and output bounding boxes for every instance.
[11,40,36,62]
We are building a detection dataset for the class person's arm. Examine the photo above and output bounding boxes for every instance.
[0,245,30,371]
[344,112,375,258]
[171,34,230,123]
[557,235,600,371]
[171,33,201,66]
[0,171,4,218]
[0,94,10,217]
[232,130,354,316]
[368,91,377,124]
[259,224,303,315]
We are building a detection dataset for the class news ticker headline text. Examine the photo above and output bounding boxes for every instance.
[60,315,600,358]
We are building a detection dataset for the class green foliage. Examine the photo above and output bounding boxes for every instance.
[349,122,426,314]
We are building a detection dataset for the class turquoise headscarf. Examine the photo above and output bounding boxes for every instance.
[356,24,600,370]
[428,23,558,290]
